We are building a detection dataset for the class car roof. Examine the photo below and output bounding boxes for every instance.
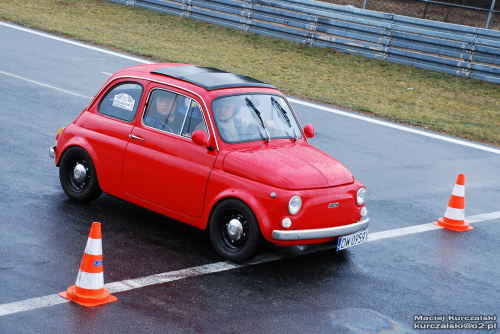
[150,65,276,91]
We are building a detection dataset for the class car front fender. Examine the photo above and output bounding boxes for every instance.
[205,187,273,239]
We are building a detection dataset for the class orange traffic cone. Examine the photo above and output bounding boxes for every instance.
[433,174,473,232]
[59,222,117,307]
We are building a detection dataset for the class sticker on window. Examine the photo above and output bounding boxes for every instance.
[112,93,135,112]
[279,97,287,107]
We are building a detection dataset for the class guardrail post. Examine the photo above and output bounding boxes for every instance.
[241,0,253,32]
[306,18,318,46]
[460,34,474,79]
[423,0,430,20]
[179,0,192,18]
[485,0,497,29]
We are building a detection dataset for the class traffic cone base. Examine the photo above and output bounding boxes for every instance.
[59,285,117,307]
[433,217,473,232]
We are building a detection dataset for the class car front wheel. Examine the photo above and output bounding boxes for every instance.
[59,147,102,202]
[209,198,261,262]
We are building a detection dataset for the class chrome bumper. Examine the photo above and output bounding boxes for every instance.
[49,145,56,158]
[272,218,369,241]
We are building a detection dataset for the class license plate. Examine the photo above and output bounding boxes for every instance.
[336,229,369,251]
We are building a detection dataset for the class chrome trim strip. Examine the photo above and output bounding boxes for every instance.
[272,218,369,241]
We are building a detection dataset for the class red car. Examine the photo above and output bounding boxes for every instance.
[50,63,369,262]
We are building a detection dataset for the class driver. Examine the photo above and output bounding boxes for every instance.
[144,91,183,134]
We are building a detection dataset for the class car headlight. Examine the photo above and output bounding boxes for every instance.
[288,195,302,215]
[357,187,367,206]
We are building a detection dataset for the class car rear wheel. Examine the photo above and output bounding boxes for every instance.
[209,198,261,262]
[59,147,102,202]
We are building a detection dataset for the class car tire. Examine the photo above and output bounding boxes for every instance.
[209,198,261,262]
[59,146,102,202]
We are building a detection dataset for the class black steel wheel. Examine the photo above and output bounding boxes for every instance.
[209,198,261,262]
[59,146,101,202]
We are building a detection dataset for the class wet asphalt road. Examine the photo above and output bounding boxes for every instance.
[0,21,499,334]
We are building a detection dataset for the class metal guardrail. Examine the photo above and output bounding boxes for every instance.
[108,0,500,84]
[357,0,499,30]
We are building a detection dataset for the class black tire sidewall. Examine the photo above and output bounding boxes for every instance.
[209,198,261,262]
[59,146,101,202]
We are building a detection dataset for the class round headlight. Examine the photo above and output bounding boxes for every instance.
[288,195,302,215]
[357,187,367,206]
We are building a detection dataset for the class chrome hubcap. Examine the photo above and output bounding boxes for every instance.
[73,164,87,184]
[227,219,243,241]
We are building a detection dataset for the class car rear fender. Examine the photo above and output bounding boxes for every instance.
[56,138,99,172]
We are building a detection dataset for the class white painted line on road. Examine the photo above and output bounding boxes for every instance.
[367,223,442,242]
[466,211,500,223]
[0,294,67,317]
[0,263,243,317]
[366,211,500,243]
[0,211,498,317]
[106,261,242,294]
[0,70,93,100]
[2,21,499,155]
[287,98,500,155]
[0,22,153,65]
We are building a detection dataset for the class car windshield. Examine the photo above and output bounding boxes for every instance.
[212,94,302,143]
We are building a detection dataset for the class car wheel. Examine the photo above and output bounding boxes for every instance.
[209,198,261,262]
[59,147,102,202]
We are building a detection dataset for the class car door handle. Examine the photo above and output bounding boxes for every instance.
[129,134,144,141]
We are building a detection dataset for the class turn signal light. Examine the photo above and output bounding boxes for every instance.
[55,127,65,140]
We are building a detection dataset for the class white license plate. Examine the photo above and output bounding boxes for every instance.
[336,229,369,251]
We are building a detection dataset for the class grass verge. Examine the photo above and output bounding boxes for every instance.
[1,0,499,146]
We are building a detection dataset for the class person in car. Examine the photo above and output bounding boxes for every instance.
[213,99,243,141]
[144,91,184,134]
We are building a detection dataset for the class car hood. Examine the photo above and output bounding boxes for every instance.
[222,143,354,190]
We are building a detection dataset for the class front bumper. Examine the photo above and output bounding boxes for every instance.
[272,218,369,241]
[49,145,56,158]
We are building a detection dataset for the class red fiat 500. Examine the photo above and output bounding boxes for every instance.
[50,63,369,262]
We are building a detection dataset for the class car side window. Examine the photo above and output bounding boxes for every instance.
[181,101,208,138]
[98,82,143,122]
[144,90,207,138]
[143,90,189,135]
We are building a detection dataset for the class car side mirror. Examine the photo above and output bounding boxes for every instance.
[304,123,315,138]
[191,130,210,148]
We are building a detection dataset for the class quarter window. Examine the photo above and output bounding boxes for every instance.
[181,101,208,137]
[98,82,143,122]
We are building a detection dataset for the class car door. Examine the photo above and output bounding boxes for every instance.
[121,86,216,218]
[84,80,145,193]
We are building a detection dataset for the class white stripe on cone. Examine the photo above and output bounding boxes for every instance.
[76,235,104,290]
[76,270,105,290]
[444,206,465,221]
[451,185,465,197]
[84,237,103,256]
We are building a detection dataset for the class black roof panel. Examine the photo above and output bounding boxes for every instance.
[151,66,276,91]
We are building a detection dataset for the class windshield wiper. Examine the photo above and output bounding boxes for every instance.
[245,97,270,142]
[271,97,298,141]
